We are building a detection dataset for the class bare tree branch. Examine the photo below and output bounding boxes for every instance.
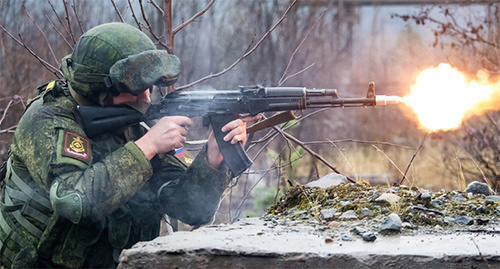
[173,0,216,35]
[303,139,416,149]
[110,0,125,22]
[128,0,143,31]
[164,0,173,54]
[272,125,356,183]
[177,0,299,90]
[0,24,62,77]
[139,0,167,49]
[0,99,14,127]
[23,3,59,65]
[400,133,428,185]
[62,0,77,44]
[148,0,164,15]
[47,0,74,46]
[278,62,319,86]
[71,0,85,34]
[44,13,73,49]
[278,9,326,86]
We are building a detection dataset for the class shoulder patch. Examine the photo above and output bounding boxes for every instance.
[61,130,91,164]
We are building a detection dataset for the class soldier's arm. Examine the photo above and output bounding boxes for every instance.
[152,145,231,226]
[12,99,154,224]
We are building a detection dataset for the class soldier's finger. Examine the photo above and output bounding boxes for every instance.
[231,133,247,145]
[221,119,244,133]
[168,116,193,126]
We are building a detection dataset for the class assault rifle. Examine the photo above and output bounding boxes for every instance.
[78,83,402,176]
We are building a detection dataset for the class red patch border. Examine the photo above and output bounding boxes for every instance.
[63,131,90,160]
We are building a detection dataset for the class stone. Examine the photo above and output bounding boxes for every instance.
[454,216,474,226]
[465,181,494,196]
[341,235,355,241]
[375,193,401,204]
[306,173,348,188]
[350,227,367,235]
[291,210,308,219]
[430,199,443,208]
[362,232,377,242]
[401,222,413,229]
[328,221,340,227]
[339,210,358,220]
[485,196,500,205]
[359,208,374,218]
[379,213,402,232]
[452,195,467,202]
[320,208,337,221]
[419,192,432,200]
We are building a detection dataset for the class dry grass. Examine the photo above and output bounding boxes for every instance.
[293,139,469,191]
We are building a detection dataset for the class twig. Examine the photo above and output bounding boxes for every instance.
[0,99,14,127]
[0,24,61,77]
[23,4,59,65]
[18,34,62,77]
[110,0,125,22]
[278,10,326,86]
[279,62,319,86]
[273,125,355,183]
[304,139,415,149]
[148,0,164,15]
[373,144,407,181]
[62,0,76,44]
[486,112,500,135]
[71,0,84,34]
[173,0,216,35]
[139,0,167,48]
[231,145,285,223]
[177,0,299,90]
[128,0,143,31]
[47,0,74,46]
[329,140,358,181]
[399,133,428,185]
[43,12,73,49]
[471,238,490,269]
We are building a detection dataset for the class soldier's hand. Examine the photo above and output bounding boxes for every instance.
[135,116,193,160]
[207,114,262,168]
[221,115,262,145]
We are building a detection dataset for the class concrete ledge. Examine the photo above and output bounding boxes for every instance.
[118,218,500,268]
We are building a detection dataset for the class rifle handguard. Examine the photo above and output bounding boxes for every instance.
[246,111,297,134]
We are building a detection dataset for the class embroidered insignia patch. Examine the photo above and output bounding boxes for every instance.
[62,131,91,162]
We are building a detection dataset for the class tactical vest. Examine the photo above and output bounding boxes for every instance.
[0,82,54,268]
[0,81,112,268]
[0,157,54,268]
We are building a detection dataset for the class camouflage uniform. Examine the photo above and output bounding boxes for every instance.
[0,23,230,268]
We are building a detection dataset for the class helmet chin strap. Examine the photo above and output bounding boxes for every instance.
[68,82,92,106]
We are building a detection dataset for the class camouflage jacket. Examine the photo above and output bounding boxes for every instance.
[0,80,230,268]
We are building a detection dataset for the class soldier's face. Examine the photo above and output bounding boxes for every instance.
[112,90,151,105]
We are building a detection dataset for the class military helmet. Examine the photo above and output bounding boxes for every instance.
[60,23,180,104]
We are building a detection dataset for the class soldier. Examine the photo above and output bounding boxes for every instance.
[0,23,259,268]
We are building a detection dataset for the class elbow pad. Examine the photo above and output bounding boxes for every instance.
[50,180,83,224]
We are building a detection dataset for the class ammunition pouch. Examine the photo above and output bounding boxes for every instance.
[0,158,53,268]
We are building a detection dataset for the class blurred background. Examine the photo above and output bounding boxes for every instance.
[1,0,499,224]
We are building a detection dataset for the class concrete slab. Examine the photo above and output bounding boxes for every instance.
[118,218,500,268]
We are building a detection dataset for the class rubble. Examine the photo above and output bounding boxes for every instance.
[118,180,500,268]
